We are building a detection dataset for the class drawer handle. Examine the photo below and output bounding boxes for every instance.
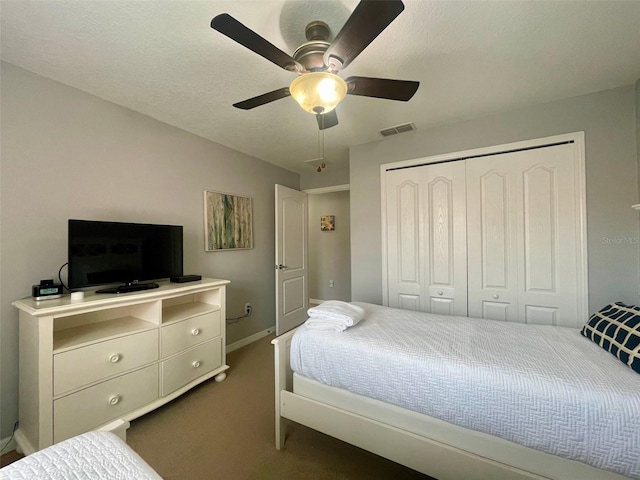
[438,291,444,296]
[191,328,200,336]
[493,294,500,299]
[109,354,121,363]
[108,395,120,406]
[192,360,201,368]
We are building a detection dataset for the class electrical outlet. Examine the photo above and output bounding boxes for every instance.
[245,303,252,315]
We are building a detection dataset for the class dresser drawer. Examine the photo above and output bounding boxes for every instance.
[161,310,220,358]
[54,329,158,396]
[161,338,222,396]
[54,364,158,443]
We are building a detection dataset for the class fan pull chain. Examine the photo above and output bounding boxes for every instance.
[317,117,326,173]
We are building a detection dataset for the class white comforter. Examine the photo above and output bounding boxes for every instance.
[0,432,162,480]
[290,302,640,479]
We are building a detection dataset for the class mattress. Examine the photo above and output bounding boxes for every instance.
[0,431,162,480]
[290,302,640,479]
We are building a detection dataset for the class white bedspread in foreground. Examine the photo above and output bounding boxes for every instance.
[290,302,640,479]
[0,431,162,480]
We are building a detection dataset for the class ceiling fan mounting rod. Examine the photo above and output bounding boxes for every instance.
[305,21,330,42]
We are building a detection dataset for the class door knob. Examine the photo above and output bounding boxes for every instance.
[276,264,288,270]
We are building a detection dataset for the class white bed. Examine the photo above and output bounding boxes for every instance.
[272,302,640,480]
[0,431,162,480]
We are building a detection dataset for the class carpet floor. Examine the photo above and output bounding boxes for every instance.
[127,333,433,480]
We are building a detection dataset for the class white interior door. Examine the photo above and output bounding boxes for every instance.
[385,169,423,310]
[385,161,467,315]
[383,135,587,326]
[466,159,519,321]
[423,162,467,316]
[275,184,308,335]
[466,143,581,326]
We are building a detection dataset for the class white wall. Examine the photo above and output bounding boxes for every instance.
[308,191,351,302]
[0,63,299,438]
[351,85,640,314]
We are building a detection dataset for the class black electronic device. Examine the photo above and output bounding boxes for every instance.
[68,220,183,294]
[98,282,160,294]
[170,274,202,283]
[32,279,63,300]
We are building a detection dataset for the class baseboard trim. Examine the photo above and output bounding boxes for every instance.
[0,436,17,454]
[3,430,20,455]
[227,326,275,353]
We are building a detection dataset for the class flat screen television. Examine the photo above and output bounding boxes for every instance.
[68,219,183,294]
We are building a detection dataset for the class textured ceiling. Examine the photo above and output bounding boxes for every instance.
[2,1,640,175]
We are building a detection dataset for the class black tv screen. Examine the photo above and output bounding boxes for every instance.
[68,219,183,290]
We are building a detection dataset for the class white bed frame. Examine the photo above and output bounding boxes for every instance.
[272,329,629,480]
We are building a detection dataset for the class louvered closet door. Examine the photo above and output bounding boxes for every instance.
[385,162,467,315]
[466,143,580,326]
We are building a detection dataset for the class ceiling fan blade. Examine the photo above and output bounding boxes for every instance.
[316,110,339,130]
[345,76,419,101]
[211,14,301,72]
[233,88,290,110]
[324,0,405,71]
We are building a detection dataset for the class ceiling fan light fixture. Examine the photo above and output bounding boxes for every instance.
[289,72,347,114]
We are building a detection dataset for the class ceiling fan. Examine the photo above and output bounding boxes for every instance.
[211,0,420,130]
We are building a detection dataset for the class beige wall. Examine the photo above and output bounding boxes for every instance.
[300,165,349,190]
[308,191,351,302]
[0,63,299,438]
[637,79,640,202]
[351,85,640,314]
[636,79,640,289]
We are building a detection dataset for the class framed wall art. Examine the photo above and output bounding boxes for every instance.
[321,215,335,231]
[204,190,253,251]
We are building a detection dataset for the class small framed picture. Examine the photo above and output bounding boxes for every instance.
[321,215,335,231]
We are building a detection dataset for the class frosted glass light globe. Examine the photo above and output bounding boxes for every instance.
[289,72,348,114]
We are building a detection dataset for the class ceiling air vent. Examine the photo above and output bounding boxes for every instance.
[380,122,416,137]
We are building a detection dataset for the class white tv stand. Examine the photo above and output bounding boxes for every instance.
[12,277,229,454]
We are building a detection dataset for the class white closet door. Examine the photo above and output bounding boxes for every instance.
[423,162,467,315]
[385,162,467,315]
[466,159,519,321]
[467,143,580,326]
[385,170,423,311]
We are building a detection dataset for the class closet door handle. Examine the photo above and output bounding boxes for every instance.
[276,264,288,270]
